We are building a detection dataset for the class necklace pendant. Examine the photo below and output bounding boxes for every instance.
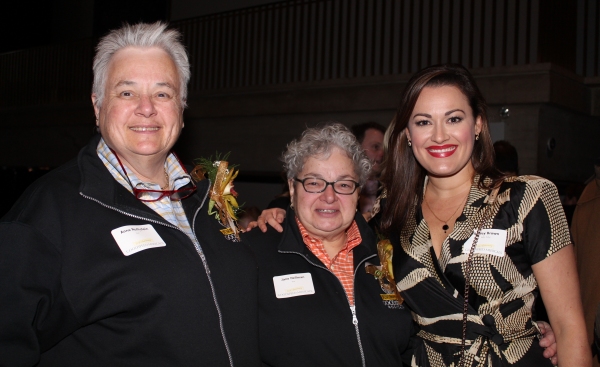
[442,224,449,233]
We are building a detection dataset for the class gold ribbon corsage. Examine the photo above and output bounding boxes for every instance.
[191,152,242,242]
[365,237,404,305]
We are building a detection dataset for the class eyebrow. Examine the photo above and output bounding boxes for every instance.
[412,108,466,119]
[115,80,136,88]
[156,82,176,90]
[302,173,357,180]
[445,108,465,116]
[114,80,176,90]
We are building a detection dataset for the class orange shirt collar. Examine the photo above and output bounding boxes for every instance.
[295,217,362,259]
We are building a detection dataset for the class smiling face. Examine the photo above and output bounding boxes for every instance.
[92,46,183,166]
[405,85,482,179]
[289,147,359,242]
[361,128,385,176]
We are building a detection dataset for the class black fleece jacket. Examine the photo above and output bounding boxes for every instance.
[0,135,260,367]
[242,207,414,367]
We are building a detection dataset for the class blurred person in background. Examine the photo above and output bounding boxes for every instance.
[493,140,519,176]
[572,157,600,367]
[351,122,386,219]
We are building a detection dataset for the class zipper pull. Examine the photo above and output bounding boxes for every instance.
[350,306,358,325]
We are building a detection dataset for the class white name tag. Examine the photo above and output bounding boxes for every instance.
[273,272,315,299]
[111,224,167,256]
[462,229,507,257]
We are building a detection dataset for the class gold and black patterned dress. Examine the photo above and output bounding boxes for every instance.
[391,175,570,367]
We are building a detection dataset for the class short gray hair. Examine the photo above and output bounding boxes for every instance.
[92,22,190,108]
[282,122,372,185]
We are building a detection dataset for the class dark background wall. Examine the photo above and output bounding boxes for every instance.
[1,0,599,215]
[0,0,277,54]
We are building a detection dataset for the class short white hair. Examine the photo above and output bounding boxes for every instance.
[92,22,190,108]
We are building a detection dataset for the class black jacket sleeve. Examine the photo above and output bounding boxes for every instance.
[0,222,79,366]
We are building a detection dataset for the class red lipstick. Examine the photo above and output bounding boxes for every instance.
[426,145,457,158]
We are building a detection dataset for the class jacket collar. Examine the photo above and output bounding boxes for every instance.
[78,134,210,224]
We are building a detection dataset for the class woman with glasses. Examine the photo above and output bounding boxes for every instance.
[242,123,415,366]
[253,91,562,366]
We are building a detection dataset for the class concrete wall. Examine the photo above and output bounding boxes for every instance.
[488,103,540,176]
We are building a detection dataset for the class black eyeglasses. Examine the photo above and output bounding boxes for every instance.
[294,177,360,195]
[110,148,197,202]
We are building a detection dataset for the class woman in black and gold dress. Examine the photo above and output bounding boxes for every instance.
[380,64,590,366]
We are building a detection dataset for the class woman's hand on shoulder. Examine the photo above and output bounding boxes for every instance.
[245,208,286,233]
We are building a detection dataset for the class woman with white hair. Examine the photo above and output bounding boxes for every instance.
[0,22,259,366]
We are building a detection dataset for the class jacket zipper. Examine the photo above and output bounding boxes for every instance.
[81,183,236,367]
[279,250,376,367]
[189,188,235,367]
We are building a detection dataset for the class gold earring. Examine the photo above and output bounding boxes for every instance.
[475,134,479,141]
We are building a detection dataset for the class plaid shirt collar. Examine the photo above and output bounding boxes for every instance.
[96,138,191,193]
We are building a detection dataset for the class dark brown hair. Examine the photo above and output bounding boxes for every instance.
[380,64,500,232]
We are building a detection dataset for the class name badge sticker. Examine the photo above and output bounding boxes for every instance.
[111,224,167,256]
[462,229,507,257]
[273,272,315,299]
